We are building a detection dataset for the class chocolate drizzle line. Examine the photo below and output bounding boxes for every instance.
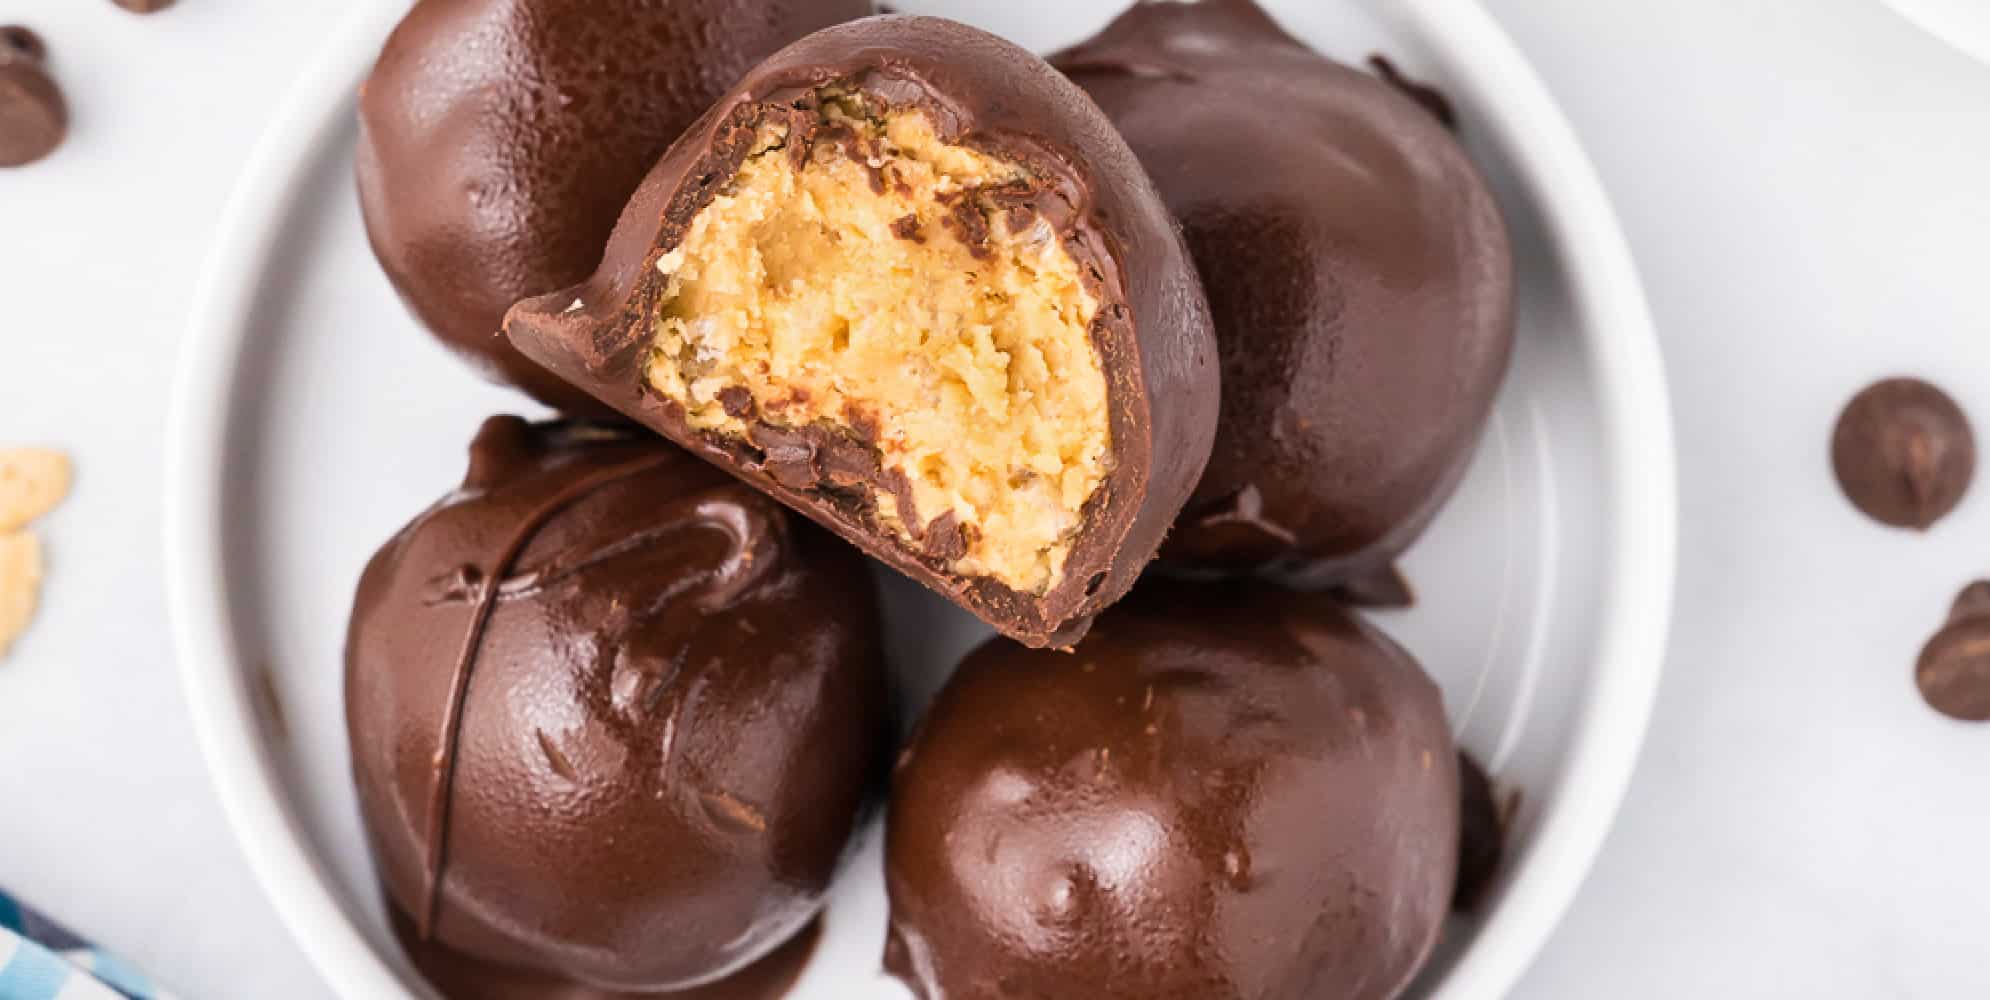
[416,453,676,940]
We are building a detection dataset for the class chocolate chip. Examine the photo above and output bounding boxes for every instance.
[1832,377,1975,530]
[941,195,992,259]
[1452,751,1505,912]
[816,436,878,489]
[751,430,820,490]
[0,27,65,168]
[1948,580,1990,623]
[747,421,893,497]
[1916,580,1990,723]
[840,408,880,446]
[112,0,176,13]
[917,510,974,564]
[1368,55,1457,131]
[717,385,756,420]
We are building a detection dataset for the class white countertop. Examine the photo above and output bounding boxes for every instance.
[3,1,1987,997]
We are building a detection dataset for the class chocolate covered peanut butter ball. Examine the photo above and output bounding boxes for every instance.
[346,417,890,992]
[1055,0,1515,588]
[885,582,1459,1000]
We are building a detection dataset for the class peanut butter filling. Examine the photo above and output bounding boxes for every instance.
[647,100,1110,594]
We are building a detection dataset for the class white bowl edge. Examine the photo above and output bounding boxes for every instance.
[1375,2,1678,998]
[165,3,432,997]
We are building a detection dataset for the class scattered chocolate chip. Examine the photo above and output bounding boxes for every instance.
[1368,54,1457,130]
[112,0,177,13]
[1331,564,1415,609]
[1916,580,1990,722]
[1948,580,1990,622]
[0,26,66,168]
[1832,377,1975,530]
[1452,751,1505,912]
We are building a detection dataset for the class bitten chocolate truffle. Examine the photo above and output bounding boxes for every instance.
[0,26,66,168]
[355,0,872,414]
[1832,377,1975,530]
[884,583,1459,1000]
[1054,0,1515,587]
[345,417,890,992]
[507,16,1219,648]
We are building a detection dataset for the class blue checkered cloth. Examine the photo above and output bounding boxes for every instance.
[0,893,179,1000]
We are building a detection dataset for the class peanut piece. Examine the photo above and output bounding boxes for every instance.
[0,448,73,532]
[0,532,43,659]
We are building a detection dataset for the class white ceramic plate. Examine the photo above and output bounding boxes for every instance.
[166,1,1675,997]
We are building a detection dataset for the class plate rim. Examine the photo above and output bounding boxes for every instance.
[1377,1,1678,997]
[165,2,433,997]
[162,2,1677,998]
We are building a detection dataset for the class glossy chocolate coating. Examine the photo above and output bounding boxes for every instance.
[346,416,890,991]
[1053,0,1514,586]
[506,15,1218,649]
[0,26,66,168]
[356,0,872,414]
[389,907,823,1000]
[1367,55,1457,131]
[1832,377,1975,530]
[884,582,1459,1000]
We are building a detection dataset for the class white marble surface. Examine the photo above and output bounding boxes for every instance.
[1,1,1985,997]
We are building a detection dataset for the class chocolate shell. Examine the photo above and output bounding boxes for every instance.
[884,582,1460,1000]
[356,0,873,414]
[1054,0,1515,586]
[345,417,890,992]
[388,907,823,1000]
[505,16,1219,648]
